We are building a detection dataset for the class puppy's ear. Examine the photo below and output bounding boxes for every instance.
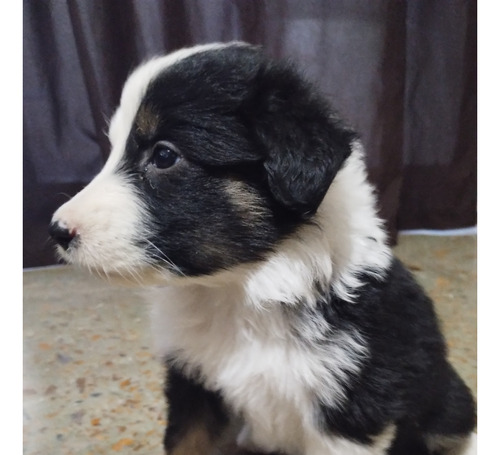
[249,62,356,218]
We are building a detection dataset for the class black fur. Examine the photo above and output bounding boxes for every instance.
[313,259,475,451]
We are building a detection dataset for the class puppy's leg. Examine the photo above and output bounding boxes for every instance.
[163,365,230,455]
[421,367,476,455]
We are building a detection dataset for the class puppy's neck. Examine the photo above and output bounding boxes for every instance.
[241,144,390,305]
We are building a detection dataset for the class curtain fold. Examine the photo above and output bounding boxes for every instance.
[23,0,477,267]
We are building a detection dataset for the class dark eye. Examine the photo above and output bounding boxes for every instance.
[151,142,181,169]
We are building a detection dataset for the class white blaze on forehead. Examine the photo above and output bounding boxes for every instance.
[105,42,244,173]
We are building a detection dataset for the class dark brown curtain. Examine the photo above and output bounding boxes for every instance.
[23,0,477,268]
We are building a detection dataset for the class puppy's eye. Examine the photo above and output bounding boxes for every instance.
[151,142,181,169]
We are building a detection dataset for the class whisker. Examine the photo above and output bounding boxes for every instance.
[56,192,74,202]
[145,240,186,277]
[114,266,137,285]
[147,252,182,277]
[124,264,145,285]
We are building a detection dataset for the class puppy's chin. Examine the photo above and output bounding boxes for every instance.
[91,266,184,288]
[93,267,174,288]
[83,264,250,289]
[56,249,175,287]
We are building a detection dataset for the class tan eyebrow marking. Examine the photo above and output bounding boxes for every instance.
[135,104,160,138]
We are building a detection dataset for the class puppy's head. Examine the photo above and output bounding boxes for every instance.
[50,42,356,282]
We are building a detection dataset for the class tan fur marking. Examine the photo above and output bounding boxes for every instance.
[168,424,216,455]
[225,180,267,222]
[373,424,397,452]
[135,104,160,137]
[425,433,474,455]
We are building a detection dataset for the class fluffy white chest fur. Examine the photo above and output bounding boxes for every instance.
[150,283,395,455]
[151,284,310,453]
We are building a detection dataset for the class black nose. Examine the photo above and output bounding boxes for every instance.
[49,221,76,250]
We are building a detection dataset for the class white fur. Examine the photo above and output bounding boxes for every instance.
[304,424,396,455]
[243,142,392,306]
[51,172,151,281]
[464,433,477,455]
[151,281,370,454]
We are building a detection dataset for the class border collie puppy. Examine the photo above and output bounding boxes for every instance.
[49,42,476,455]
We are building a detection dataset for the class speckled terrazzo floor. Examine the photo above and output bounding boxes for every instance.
[23,235,477,455]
